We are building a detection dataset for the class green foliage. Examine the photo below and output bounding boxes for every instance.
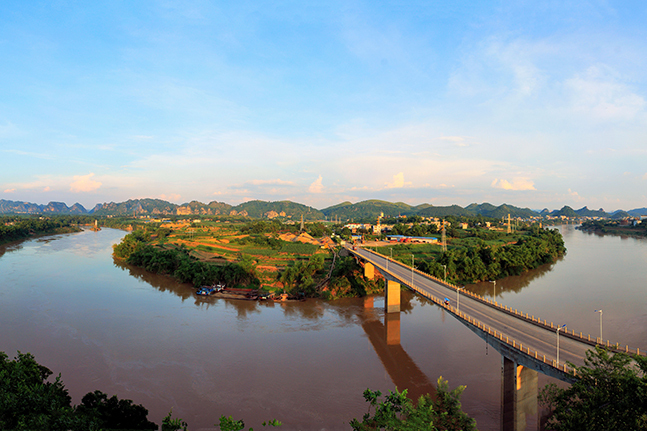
[0,351,158,431]
[217,415,282,431]
[326,256,384,298]
[126,244,259,288]
[0,215,82,244]
[161,410,187,431]
[540,346,647,431]
[278,242,319,255]
[75,390,158,430]
[0,351,75,431]
[113,229,151,259]
[278,254,325,295]
[349,377,476,431]
[399,227,566,284]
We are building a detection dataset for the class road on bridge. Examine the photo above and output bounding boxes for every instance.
[350,247,594,371]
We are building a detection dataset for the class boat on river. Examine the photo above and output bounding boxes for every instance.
[195,284,225,296]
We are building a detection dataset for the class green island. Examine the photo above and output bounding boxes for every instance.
[108,214,565,299]
[2,347,645,430]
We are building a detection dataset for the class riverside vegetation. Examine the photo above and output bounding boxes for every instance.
[578,219,647,238]
[0,215,88,245]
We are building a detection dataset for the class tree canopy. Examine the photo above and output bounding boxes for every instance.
[540,346,647,431]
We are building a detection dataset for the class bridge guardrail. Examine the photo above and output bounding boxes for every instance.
[356,249,579,377]
[352,246,645,360]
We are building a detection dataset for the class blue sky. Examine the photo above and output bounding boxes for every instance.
[1,1,646,211]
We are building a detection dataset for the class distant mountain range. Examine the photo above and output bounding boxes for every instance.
[1,198,646,221]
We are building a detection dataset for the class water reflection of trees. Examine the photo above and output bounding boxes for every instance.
[114,255,421,324]
[113,258,195,301]
[0,240,29,259]
[466,257,563,297]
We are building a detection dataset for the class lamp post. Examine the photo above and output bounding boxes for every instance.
[443,264,447,282]
[594,309,603,342]
[387,248,392,271]
[457,286,464,313]
[489,280,496,299]
[556,324,566,366]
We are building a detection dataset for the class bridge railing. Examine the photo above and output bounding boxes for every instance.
[354,246,645,358]
[370,255,580,377]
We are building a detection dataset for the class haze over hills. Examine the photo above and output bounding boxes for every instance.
[2,198,646,221]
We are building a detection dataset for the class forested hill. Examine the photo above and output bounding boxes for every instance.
[0,199,87,214]
[1,197,644,220]
[321,201,539,221]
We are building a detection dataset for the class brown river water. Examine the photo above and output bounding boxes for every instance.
[1,226,646,430]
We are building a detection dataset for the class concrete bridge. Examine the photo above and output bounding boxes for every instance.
[349,246,645,431]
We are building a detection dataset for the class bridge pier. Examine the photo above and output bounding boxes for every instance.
[364,262,375,280]
[502,357,538,431]
[385,280,401,313]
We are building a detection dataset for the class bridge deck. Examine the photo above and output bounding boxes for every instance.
[349,246,644,380]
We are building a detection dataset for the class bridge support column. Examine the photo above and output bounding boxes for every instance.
[384,312,401,345]
[364,262,375,280]
[385,280,401,314]
[502,357,538,431]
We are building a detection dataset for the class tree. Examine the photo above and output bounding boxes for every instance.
[76,390,158,430]
[540,346,647,431]
[0,351,75,431]
[0,351,159,431]
[349,377,477,431]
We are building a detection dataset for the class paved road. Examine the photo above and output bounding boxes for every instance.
[350,247,594,370]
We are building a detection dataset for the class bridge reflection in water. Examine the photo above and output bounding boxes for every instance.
[361,295,539,431]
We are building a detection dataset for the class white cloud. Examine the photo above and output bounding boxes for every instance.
[3,188,15,193]
[567,188,585,202]
[70,173,102,193]
[308,176,324,194]
[385,172,411,189]
[491,178,536,191]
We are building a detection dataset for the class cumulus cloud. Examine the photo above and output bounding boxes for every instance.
[491,178,536,191]
[70,173,102,193]
[385,172,412,189]
[309,175,324,193]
